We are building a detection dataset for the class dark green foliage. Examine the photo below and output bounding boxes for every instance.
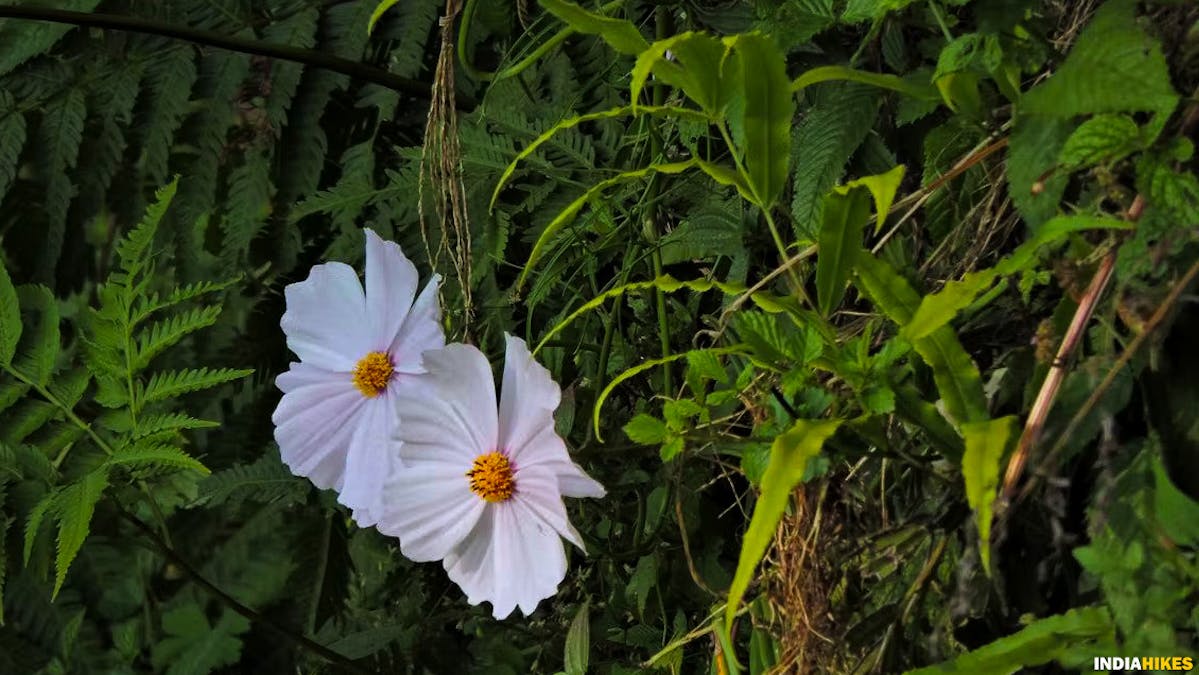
[1,0,1198,673]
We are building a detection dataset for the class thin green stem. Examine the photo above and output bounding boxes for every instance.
[648,5,673,396]
[716,123,810,306]
[928,1,955,42]
[3,364,114,458]
[458,0,626,83]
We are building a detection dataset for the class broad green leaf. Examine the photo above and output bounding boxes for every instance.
[517,161,698,290]
[816,188,871,316]
[725,419,842,630]
[904,606,1114,674]
[629,33,712,112]
[563,601,590,675]
[961,416,1017,576]
[152,605,249,675]
[1153,458,1199,547]
[53,468,109,598]
[0,258,19,366]
[489,105,711,211]
[842,164,906,233]
[1021,0,1177,118]
[539,0,648,55]
[902,215,1131,341]
[793,65,938,101]
[726,34,794,207]
[1059,114,1143,170]
[1007,114,1074,227]
[853,251,987,426]
[671,33,737,114]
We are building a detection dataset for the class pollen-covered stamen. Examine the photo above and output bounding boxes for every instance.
[352,351,394,397]
[466,451,516,503]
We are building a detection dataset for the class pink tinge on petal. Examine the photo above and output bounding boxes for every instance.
[280,261,370,371]
[272,366,365,491]
[363,229,420,353]
[498,334,562,460]
[441,464,571,619]
[376,461,484,562]
[392,275,446,374]
[338,395,399,527]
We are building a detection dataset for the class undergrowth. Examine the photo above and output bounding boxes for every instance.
[0,0,1197,672]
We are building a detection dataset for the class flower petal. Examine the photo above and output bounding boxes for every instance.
[272,364,365,491]
[395,344,498,465]
[512,464,586,551]
[392,275,445,374]
[364,229,420,350]
[281,261,369,371]
[498,334,562,457]
[338,396,398,527]
[443,470,570,619]
[554,461,607,500]
[377,461,484,562]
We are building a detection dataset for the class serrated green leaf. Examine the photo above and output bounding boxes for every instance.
[725,419,842,630]
[0,258,19,366]
[1021,0,1177,118]
[52,468,109,598]
[1059,114,1143,170]
[11,286,59,387]
[141,368,253,405]
[961,416,1017,576]
[1007,114,1073,227]
[133,305,223,371]
[108,443,209,475]
[626,555,658,616]
[623,415,668,445]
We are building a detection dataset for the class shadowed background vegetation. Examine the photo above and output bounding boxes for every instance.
[0,0,1197,672]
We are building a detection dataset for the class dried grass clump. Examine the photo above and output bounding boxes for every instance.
[765,484,836,674]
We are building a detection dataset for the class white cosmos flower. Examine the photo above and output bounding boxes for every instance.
[272,229,443,527]
[378,334,605,619]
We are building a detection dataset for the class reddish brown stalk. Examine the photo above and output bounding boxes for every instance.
[1000,195,1143,499]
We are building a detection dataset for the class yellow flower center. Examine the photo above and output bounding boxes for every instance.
[352,351,393,397]
[466,451,516,503]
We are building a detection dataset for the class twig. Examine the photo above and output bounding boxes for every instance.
[0,5,474,109]
[999,235,1122,500]
[1014,254,1199,506]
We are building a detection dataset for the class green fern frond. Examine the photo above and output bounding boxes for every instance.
[141,368,254,405]
[108,442,208,475]
[133,305,223,371]
[196,449,308,508]
[0,92,25,200]
[50,468,108,598]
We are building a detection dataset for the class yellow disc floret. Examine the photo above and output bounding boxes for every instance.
[467,451,516,503]
[352,351,394,397]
